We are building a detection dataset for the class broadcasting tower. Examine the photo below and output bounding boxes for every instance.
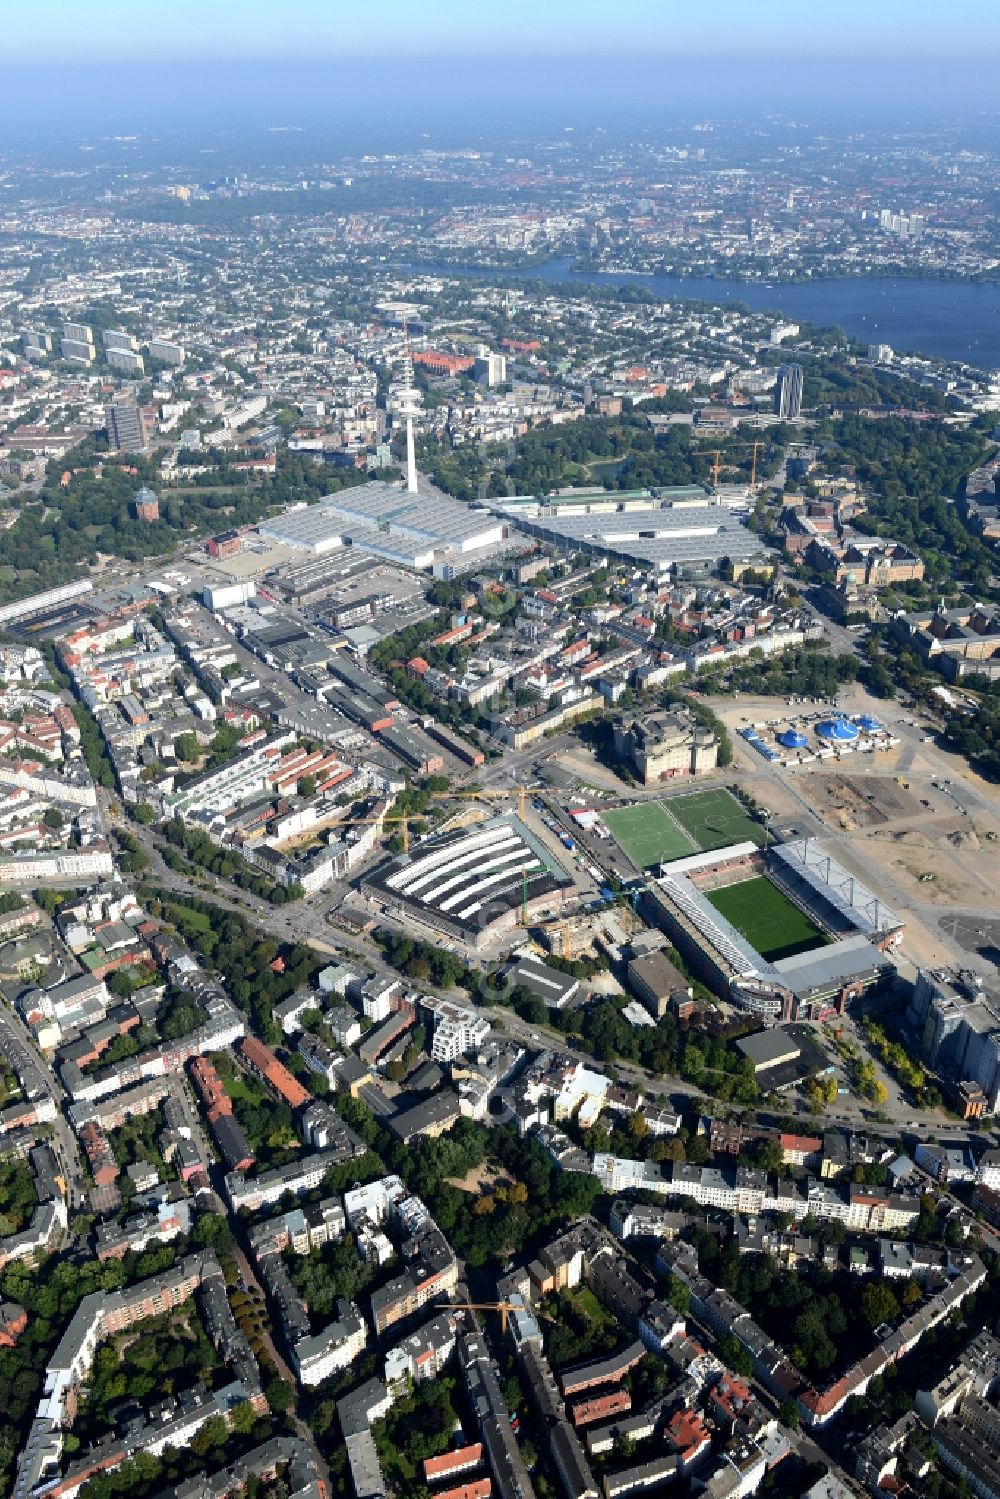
[396,322,421,496]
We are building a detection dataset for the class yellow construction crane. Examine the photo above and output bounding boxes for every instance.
[295,809,414,853]
[428,784,546,821]
[535,917,574,960]
[706,441,764,491]
[262,783,551,871]
[307,784,548,858]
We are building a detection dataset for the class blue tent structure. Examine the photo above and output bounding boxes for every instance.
[816,718,860,743]
[856,715,882,733]
[778,730,808,749]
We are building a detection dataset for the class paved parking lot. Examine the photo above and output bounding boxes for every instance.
[939,912,1000,957]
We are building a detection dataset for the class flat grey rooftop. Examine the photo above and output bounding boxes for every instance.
[772,932,891,994]
[490,494,767,569]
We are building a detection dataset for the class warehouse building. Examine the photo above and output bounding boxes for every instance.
[626,950,692,1019]
[364,815,573,950]
[735,1025,830,1091]
[492,490,768,577]
[505,955,580,1011]
[259,473,505,571]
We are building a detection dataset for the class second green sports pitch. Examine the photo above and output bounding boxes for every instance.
[705,875,830,963]
[602,787,764,870]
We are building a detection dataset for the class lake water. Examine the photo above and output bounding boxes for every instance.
[409,258,1000,370]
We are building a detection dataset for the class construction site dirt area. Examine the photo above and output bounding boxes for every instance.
[863,818,1000,907]
[707,683,1000,972]
[811,773,925,830]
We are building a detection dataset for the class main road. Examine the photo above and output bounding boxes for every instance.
[119,783,992,1151]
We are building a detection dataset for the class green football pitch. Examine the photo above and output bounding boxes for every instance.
[603,787,764,869]
[705,875,829,963]
[601,801,696,868]
[666,787,765,852]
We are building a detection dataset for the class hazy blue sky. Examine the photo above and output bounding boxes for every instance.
[4,0,999,62]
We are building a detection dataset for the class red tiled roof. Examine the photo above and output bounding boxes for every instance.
[423,1445,484,1480]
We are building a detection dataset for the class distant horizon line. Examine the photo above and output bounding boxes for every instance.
[0,50,998,66]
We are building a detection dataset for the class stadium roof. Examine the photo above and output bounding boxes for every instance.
[655,869,770,980]
[653,838,901,1006]
[771,838,903,938]
[660,842,758,877]
[772,933,892,996]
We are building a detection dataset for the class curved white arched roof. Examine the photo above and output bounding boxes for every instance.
[384,823,520,892]
[448,859,543,918]
[400,830,521,897]
[424,845,533,905]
